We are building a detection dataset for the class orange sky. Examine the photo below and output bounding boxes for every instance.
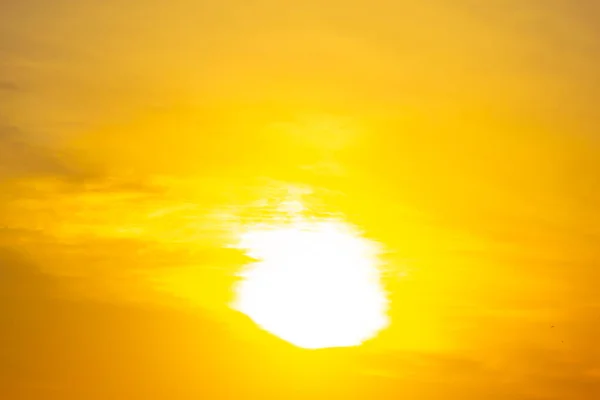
[1,1,600,399]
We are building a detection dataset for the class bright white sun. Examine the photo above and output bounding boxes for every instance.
[231,216,389,349]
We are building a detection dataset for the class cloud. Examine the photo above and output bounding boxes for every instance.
[0,81,19,91]
[0,124,78,179]
[0,251,298,400]
[0,247,60,300]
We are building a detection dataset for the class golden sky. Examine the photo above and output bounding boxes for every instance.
[1,0,600,398]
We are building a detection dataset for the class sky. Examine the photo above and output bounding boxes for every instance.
[1,0,600,399]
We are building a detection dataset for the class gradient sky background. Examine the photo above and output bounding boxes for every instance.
[1,1,600,399]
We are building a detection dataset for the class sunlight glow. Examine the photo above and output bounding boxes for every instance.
[232,213,389,349]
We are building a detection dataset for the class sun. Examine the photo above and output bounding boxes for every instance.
[231,216,389,349]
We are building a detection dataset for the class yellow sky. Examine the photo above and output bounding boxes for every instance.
[1,0,600,399]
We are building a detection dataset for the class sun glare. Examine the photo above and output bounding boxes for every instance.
[232,212,389,349]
